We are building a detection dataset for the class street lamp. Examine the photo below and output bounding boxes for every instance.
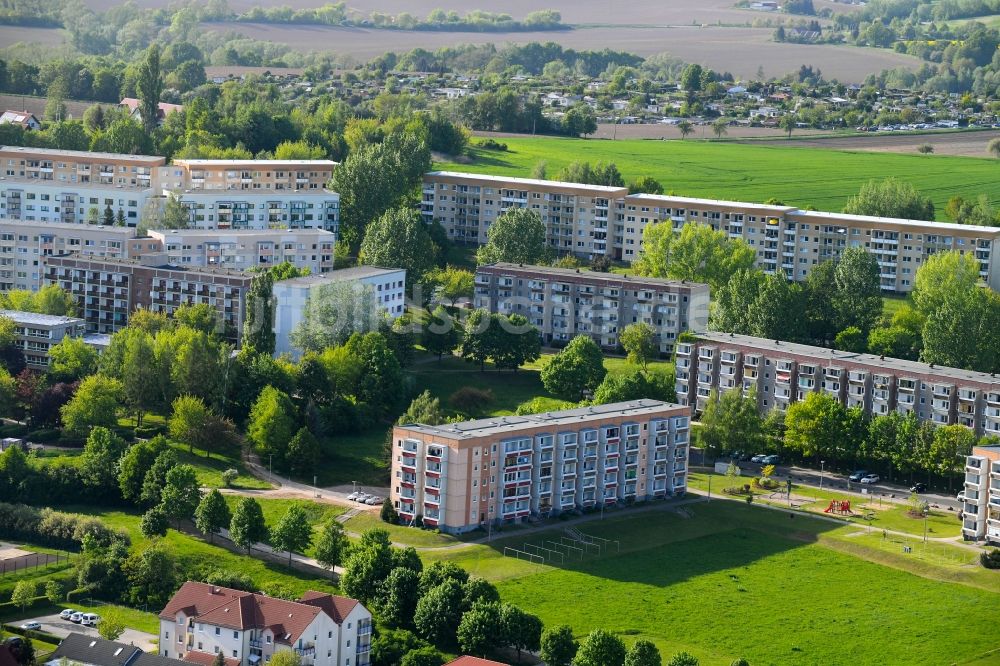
[352,480,357,495]
[269,454,273,482]
[820,460,825,492]
[923,508,929,543]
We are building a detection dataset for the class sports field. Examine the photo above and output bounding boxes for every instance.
[425,501,1000,665]
[437,137,1000,219]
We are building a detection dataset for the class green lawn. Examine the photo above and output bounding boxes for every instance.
[221,497,344,557]
[882,294,913,318]
[343,511,463,549]
[170,442,272,490]
[456,502,1000,665]
[436,137,1000,219]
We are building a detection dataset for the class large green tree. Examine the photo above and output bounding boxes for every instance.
[159,464,201,526]
[540,625,578,666]
[360,207,437,284]
[784,392,848,463]
[136,44,163,136]
[229,497,267,554]
[61,375,122,437]
[634,222,755,291]
[194,489,232,543]
[575,629,626,666]
[842,177,935,221]
[619,323,657,369]
[476,208,549,265]
[270,504,313,567]
[832,247,882,335]
[247,386,297,469]
[540,335,607,400]
[912,250,982,316]
[699,388,763,458]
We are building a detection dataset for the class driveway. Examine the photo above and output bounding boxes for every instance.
[17,613,157,651]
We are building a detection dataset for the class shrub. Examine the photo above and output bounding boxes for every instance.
[980,548,1000,569]
[476,138,507,151]
[448,387,494,414]
[26,429,59,442]
[381,497,399,524]
[221,469,239,487]
[134,424,166,439]
[917,143,933,154]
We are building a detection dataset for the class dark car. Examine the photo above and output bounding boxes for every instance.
[909,482,928,493]
[848,470,869,483]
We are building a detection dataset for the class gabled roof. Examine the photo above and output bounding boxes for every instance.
[181,652,240,666]
[47,633,142,666]
[298,590,359,624]
[445,658,509,666]
[0,110,38,127]
[159,582,359,646]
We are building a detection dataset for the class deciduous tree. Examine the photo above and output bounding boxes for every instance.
[194,489,231,543]
[476,208,548,265]
[229,497,267,554]
[270,504,313,567]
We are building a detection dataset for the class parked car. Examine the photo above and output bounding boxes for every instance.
[59,609,77,620]
[957,491,967,503]
[356,493,372,503]
[909,482,928,493]
[69,613,83,623]
[365,496,383,506]
[750,454,767,463]
[346,492,360,501]
[80,614,99,627]
[860,474,880,485]
[762,455,780,465]
[18,622,40,631]
[848,470,869,482]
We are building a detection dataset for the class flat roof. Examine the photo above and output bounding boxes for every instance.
[694,331,1000,386]
[399,399,682,440]
[276,265,405,287]
[0,219,137,235]
[791,209,1000,236]
[47,253,252,278]
[0,145,165,163]
[481,263,708,290]
[627,193,795,213]
[149,228,335,239]
[426,171,628,194]
[0,309,83,326]
[172,159,338,167]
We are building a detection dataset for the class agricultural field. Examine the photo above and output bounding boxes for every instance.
[438,136,1000,218]
[424,501,1000,665]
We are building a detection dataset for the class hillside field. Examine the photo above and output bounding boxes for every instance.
[437,137,1000,218]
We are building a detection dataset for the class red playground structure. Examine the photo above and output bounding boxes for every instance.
[824,500,852,515]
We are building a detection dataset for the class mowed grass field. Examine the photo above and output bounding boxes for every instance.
[437,137,1000,219]
[430,501,1000,665]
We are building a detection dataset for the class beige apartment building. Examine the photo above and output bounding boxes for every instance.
[45,254,252,340]
[391,400,690,533]
[473,263,709,355]
[962,445,1000,543]
[0,220,160,292]
[422,171,1000,293]
[0,147,341,232]
[148,228,335,273]
[676,332,1000,438]
[0,309,86,369]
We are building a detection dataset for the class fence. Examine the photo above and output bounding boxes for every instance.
[0,551,72,576]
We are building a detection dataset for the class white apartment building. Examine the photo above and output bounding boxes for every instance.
[272,266,407,358]
[421,171,1000,293]
[961,445,1000,543]
[474,263,709,355]
[677,332,1000,437]
[0,309,86,369]
[147,228,336,273]
[391,400,690,533]
[0,147,341,232]
[158,581,371,666]
[0,220,160,292]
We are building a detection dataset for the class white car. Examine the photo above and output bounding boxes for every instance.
[365,496,382,506]
[346,492,360,501]
[355,493,372,503]
[957,491,967,503]
[70,612,83,623]
[860,474,880,485]
[60,609,77,620]
[19,622,41,631]
[80,613,99,627]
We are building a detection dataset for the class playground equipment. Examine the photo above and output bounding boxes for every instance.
[824,499,852,515]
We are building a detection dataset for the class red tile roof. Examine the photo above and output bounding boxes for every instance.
[182,651,241,666]
[445,658,509,666]
[159,582,358,645]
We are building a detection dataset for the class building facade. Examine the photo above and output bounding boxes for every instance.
[0,147,341,232]
[158,581,371,666]
[390,400,690,533]
[473,263,709,355]
[45,254,252,340]
[148,229,336,273]
[0,309,86,368]
[962,445,1000,543]
[676,332,1000,437]
[421,171,1000,293]
[0,220,160,292]
[272,267,407,358]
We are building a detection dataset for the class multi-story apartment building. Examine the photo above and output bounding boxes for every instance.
[148,229,336,273]
[158,581,371,666]
[391,399,690,533]
[0,147,341,232]
[0,220,160,291]
[0,309,86,369]
[159,159,339,231]
[272,267,407,358]
[45,254,252,340]
[961,444,1000,543]
[0,146,164,226]
[420,171,628,256]
[473,263,709,355]
[676,332,1000,437]
[422,171,1000,293]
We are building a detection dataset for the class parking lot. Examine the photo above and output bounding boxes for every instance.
[15,612,157,651]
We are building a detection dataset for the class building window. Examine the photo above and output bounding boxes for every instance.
[215,628,221,636]
[233,651,238,658]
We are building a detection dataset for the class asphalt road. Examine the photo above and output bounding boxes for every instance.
[16,613,157,651]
